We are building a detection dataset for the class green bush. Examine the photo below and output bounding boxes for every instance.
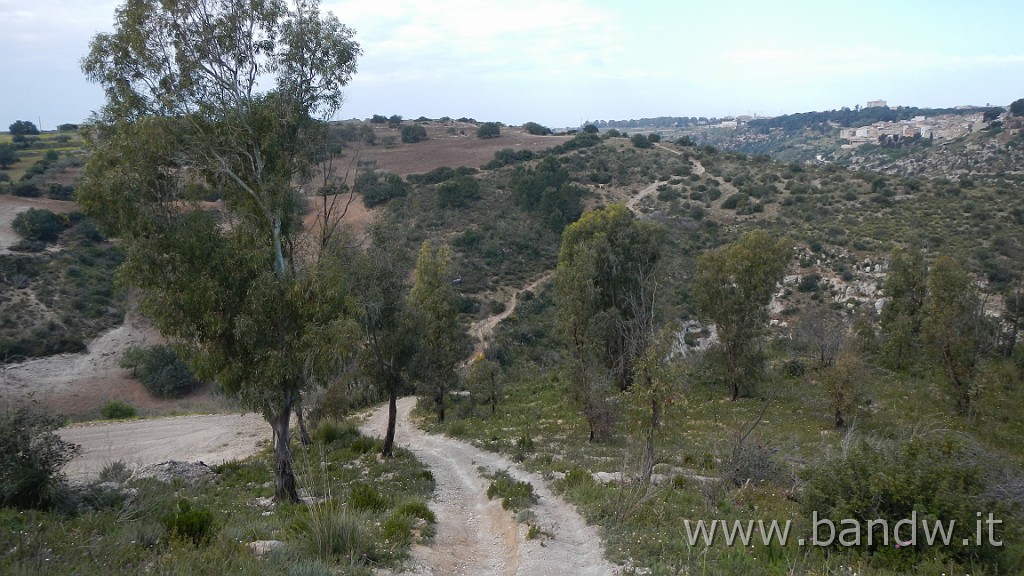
[476,122,501,139]
[164,499,215,546]
[100,400,137,420]
[436,175,481,208]
[486,470,537,511]
[315,420,358,445]
[0,400,80,509]
[12,208,65,242]
[349,481,388,512]
[400,124,427,143]
[803,434,1010,570]
[120,345,201,398]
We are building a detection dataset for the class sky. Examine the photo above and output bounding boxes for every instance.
[2,0,1024,130]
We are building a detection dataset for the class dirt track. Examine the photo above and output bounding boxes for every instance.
[361,397,618,576]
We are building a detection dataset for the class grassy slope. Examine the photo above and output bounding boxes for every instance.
[393,134,1024,574]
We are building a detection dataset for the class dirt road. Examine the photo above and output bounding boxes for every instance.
[60,413,269,481]
[361,397,617,576]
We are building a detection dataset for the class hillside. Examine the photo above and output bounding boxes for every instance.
[3,115,1024,575]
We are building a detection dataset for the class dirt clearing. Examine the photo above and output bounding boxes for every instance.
[60,412,268,481]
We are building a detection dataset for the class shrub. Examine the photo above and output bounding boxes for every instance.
[164,499,215,546]
[0,400,81,509]
[477,122,501,139]
[12,208,65,242]
[436,175,481,208]
[400,124,427,143]
[357,169,407,207]
[120,345,201,398]
[631,133,652,148]
[316,420,358,445]
[523,121,551,135]
[486,470,537,511]
[349,481,389,512]
[12,183,41,198]
[101,400,137,420]
[293,504,375,562]
[803,433,1009,570]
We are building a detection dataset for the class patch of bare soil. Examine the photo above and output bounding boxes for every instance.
[353,125,572,177]
[0,308,212,417]
[59,412,268,481]
[0,195,78,254]
[361,397,618,576]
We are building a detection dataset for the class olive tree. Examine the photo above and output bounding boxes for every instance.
[78,0,361,502]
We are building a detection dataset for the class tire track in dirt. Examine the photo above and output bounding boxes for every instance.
[361,397,618,576]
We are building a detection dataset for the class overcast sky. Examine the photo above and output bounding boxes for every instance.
[3,0,1023,130]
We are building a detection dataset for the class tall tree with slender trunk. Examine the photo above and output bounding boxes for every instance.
[78,0,361,502]
[694,231,791,400]
[408,241,463,423]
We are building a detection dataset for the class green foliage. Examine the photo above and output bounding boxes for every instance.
[510,155,583,231]
[485,470,537,511]
[0,400,80,509]
[357,168,408,206]
[80,0,364,502]
[467,357,503,415]
[880,246,928,370]
[631,133,652,148]
[315,419,359,445]
[409,241,464,423]
[556,204,663,439]
[8,120,39,136]
[476,122,501,139]
[0,143,18,169]
[11,208,66,242]
[120,345,201,399]
[1010,98,1024,117]
[523,122,551,135]
[100,400,138,420]
[694,230,792,399]
[349,481,389,512]
[921,255,984,414]
[436,174,481,208]
[803,433,1008,570]
[164,499,216,547]
[400,123,427,143]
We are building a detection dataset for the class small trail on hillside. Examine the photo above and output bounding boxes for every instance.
[361,397,618,576]
[467,272,552,360]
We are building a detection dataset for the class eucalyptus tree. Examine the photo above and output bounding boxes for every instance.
[348,224,419,457]
[78,0,361,502]
[555,203,662,440]
[408,241,463,423]
[694,231,791,400]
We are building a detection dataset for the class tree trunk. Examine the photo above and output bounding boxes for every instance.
[642,396,659,484]
[295,401,311,445]
[271,403,299,503]
[435,390,445,423]
[382,392,398,458]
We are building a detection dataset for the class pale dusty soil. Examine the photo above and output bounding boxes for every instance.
[60,412,268,482]
[0,308,217,416]
[352,125,572,177]
[0,195,78,254]
[361,397,618,576]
